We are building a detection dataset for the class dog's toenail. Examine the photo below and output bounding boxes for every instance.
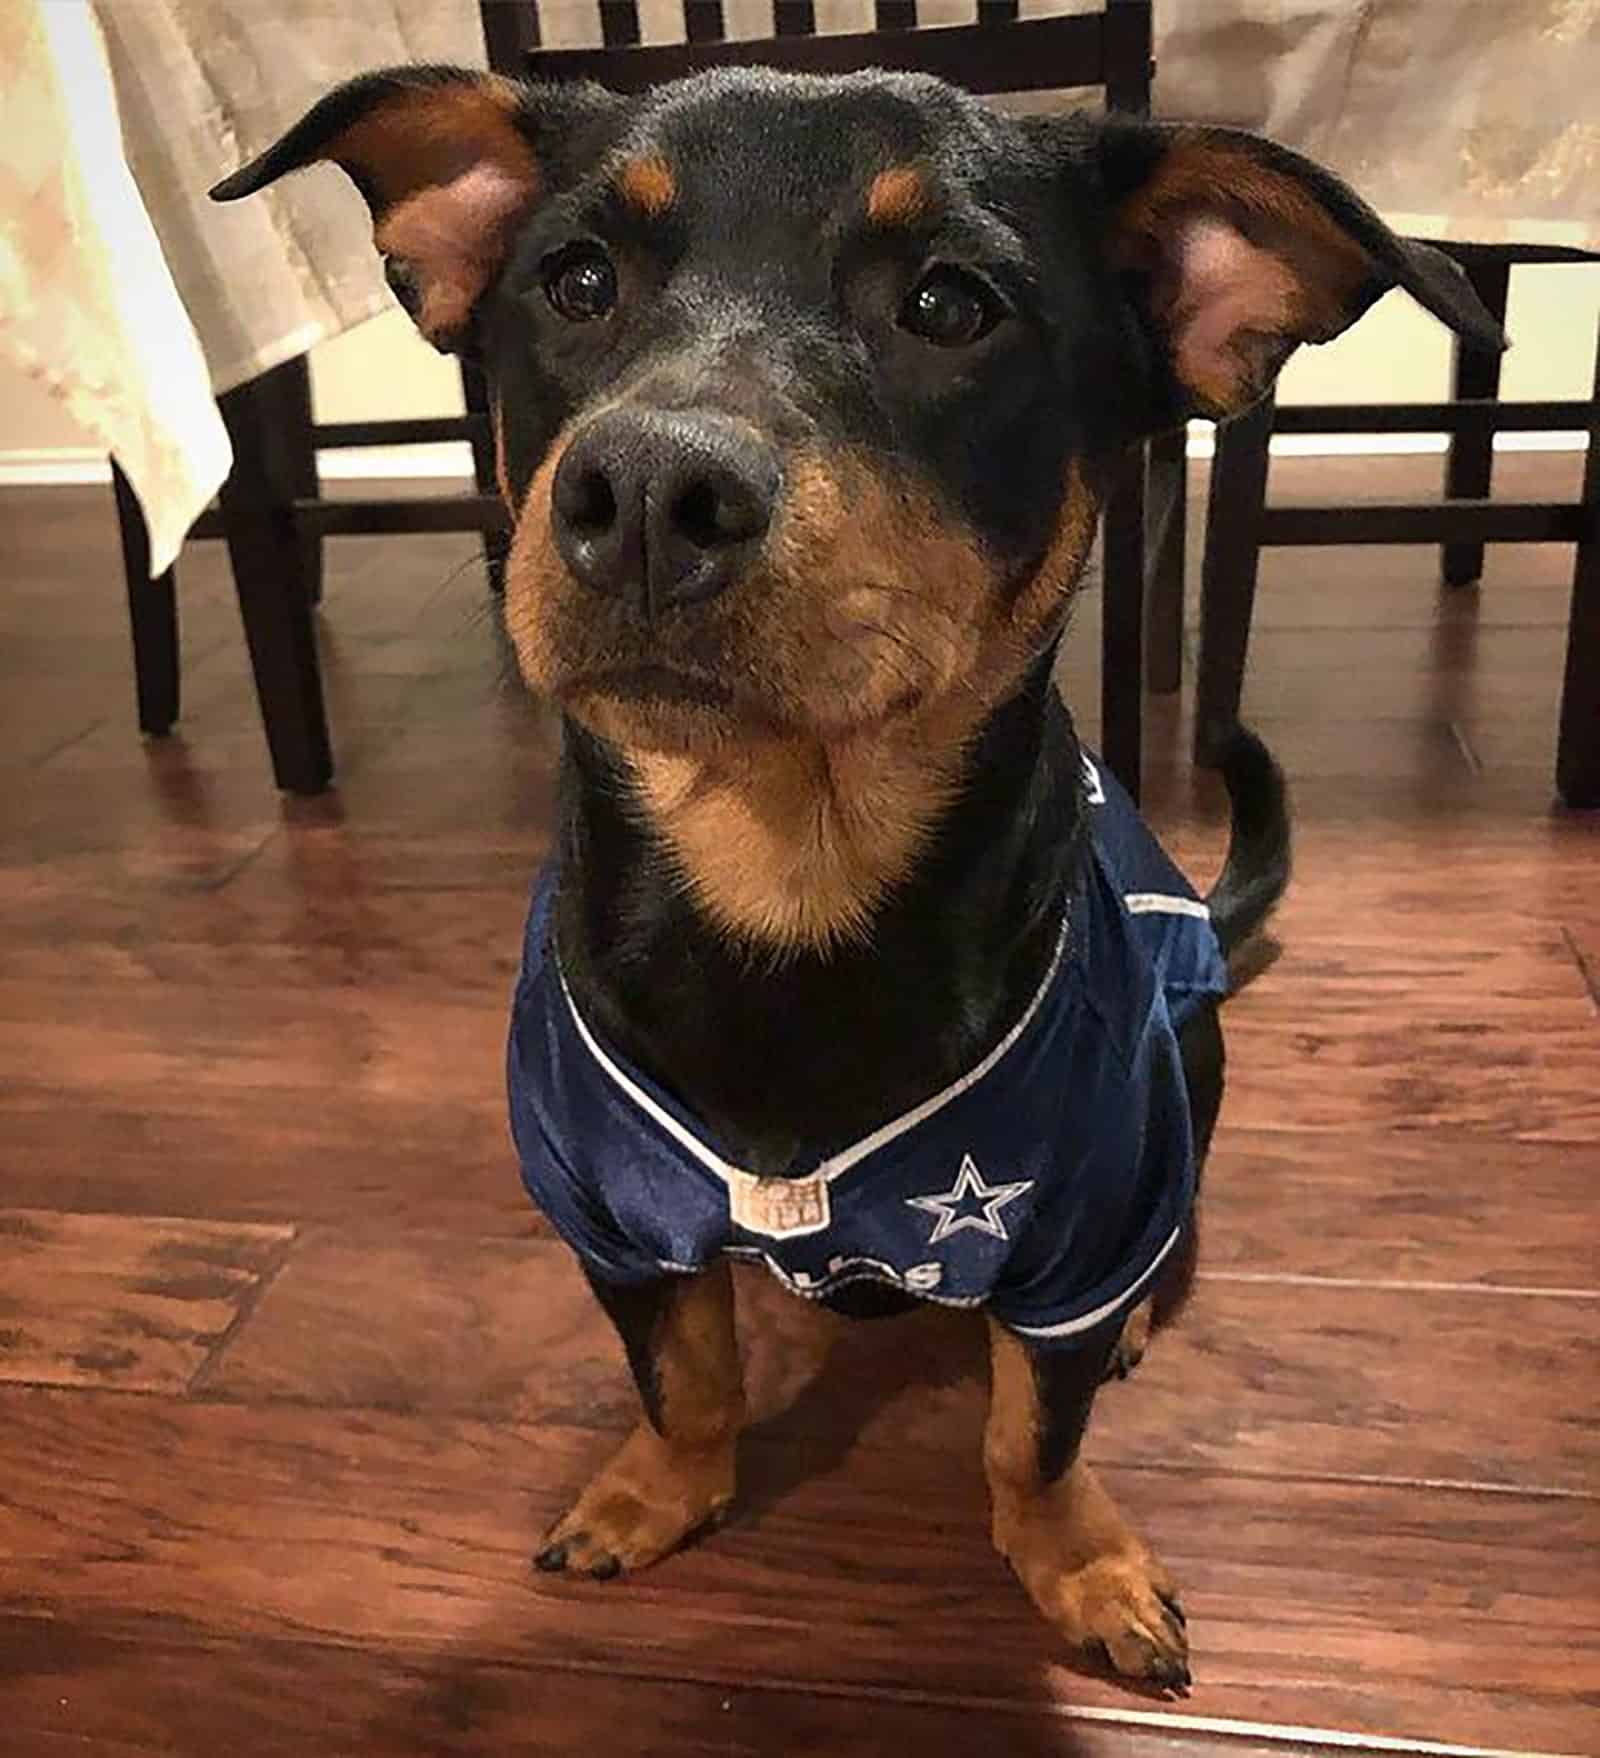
[1151,1654,1191,1691]
[534,1542,568,1572]
[589,1554,621,1580]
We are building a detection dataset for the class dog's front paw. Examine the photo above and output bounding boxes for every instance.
[534,1421,735,1580]
[1014,1546,1190,1689]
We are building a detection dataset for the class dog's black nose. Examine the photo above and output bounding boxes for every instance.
[552,410,779,614]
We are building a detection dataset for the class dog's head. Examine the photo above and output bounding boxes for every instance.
[215,65,1500,765]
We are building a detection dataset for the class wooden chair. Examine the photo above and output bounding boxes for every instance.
[110,347,506,792]
[1191,241,1600,808]
[117,0,1174,799]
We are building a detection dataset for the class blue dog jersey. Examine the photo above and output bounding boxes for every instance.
[507,756,1228,1349]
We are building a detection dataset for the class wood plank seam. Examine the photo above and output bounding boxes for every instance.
[183,1229,300,1395]
[1559,926,1600,1016]
[197,832,282,897]
[1198,1270,1600,1300]
[1103,1458,1600,1502]
[1057,1702,1590,1758]
[1447,720,1486,775]
[0,1210,300,1396]
[27,717,108,770]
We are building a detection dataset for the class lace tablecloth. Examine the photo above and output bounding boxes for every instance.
[0,0,483,575]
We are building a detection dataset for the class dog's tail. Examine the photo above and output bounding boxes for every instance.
[1205,725,1291,958]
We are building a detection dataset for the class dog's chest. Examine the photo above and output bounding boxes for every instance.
[510,755,1227,1342]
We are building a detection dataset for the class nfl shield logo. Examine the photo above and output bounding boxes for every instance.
[729,1174,831,1239]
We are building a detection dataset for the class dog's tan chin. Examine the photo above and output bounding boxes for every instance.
[566,680,931,760]
[566,690,749,758]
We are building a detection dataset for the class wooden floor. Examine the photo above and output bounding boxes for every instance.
[2,457,1597,1758]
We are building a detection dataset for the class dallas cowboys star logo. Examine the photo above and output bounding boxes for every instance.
[907,1154,1033,1246]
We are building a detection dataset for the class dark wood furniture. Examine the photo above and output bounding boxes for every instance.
[1192,241,1600,807]
[112,461,180,739]
[111,350,506,793]
[115,0,1172,798]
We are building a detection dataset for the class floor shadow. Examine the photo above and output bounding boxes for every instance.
[368,1658,1118,1758]
[353,1283,1174,1754]
[734,1291,988,1523]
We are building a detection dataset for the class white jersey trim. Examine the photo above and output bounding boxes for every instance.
[1005,1219,1183,1340]
[556,907,1071,1207]
[723,1244,989,1308]
[1124,892,1211,920]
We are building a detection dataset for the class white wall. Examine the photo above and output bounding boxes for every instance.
[310,246,1599,416]
[5,245,1595,475]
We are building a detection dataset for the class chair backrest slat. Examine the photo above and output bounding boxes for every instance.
[514,13,1121,102]
[600,4,643,50]
[683,2,725,44]
[480,3,1152,114]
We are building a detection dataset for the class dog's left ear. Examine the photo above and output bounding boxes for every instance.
[211,66,611,353]
[1094,121,1506,421]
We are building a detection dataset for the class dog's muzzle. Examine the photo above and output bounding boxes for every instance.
[551,409,780,618]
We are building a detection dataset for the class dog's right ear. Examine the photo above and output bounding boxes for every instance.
[1089,120,1508,423]
[210,66,618,353]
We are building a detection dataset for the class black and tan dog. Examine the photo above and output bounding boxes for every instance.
[214,64,1501,1689]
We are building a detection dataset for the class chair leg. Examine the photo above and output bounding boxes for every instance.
[461,357,508,592]
[1442,254,1511,588]
[1100,445,1146,803]
[217,359,333,794]
[1556,324,1600,809]
[274,351,325,608]
[1145,423,1187,694]
[1196,392,1275,765]
[111,461,179,737]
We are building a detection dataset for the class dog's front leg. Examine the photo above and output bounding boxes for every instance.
[537,1262,744,1578]
[984,1319,1189,1689]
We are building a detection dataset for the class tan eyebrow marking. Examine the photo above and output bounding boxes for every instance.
[617,154,677,217]
[867,165,928,227]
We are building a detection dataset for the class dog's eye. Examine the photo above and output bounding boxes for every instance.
[544,246,618,323]
[899,268,1002,348]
